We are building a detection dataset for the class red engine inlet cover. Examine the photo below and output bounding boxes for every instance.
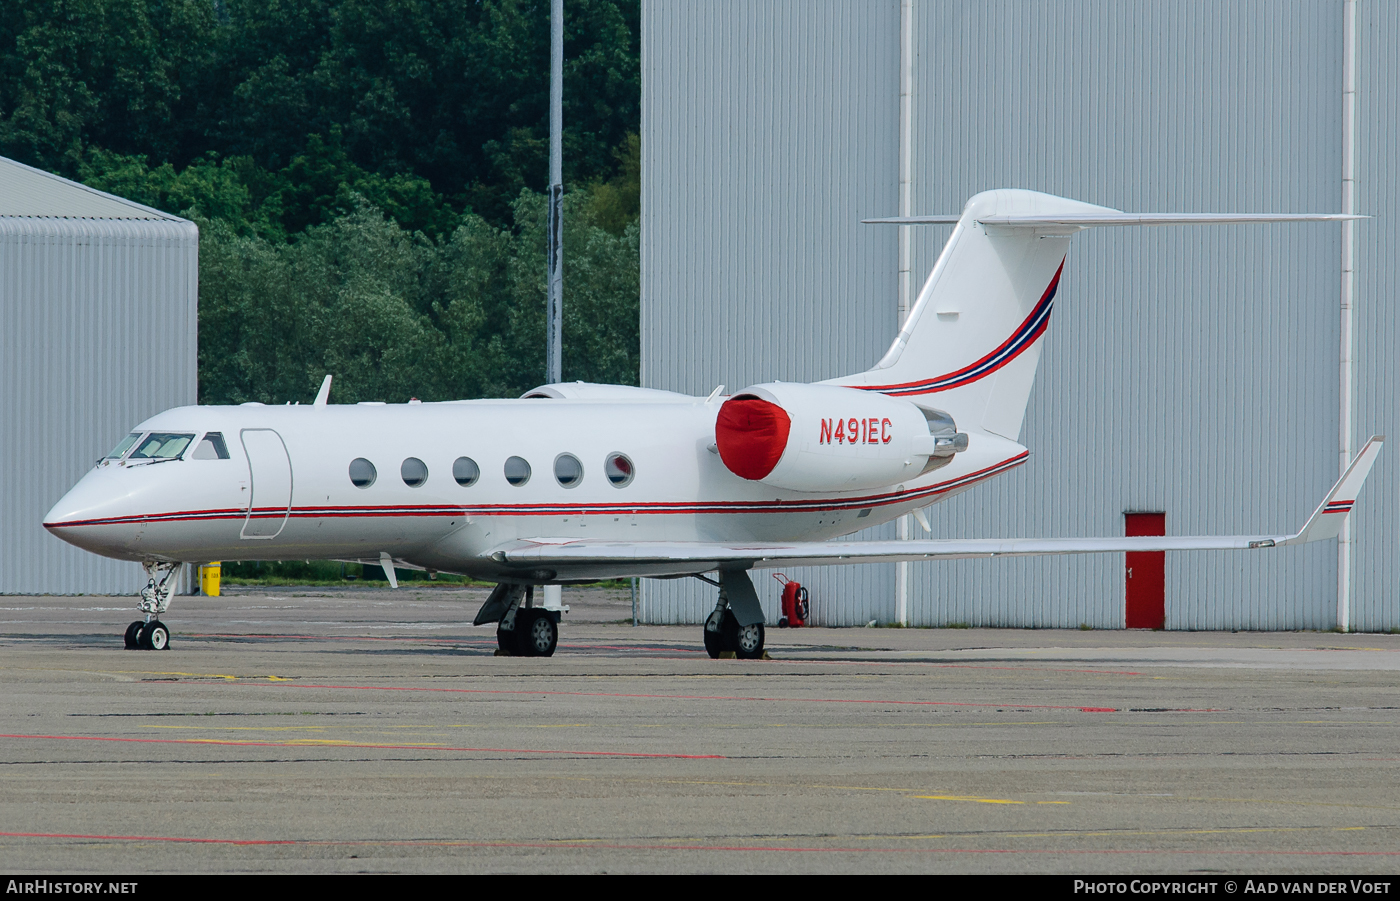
[716,396,792,480]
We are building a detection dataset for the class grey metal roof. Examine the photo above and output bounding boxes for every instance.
[0,155,185,221]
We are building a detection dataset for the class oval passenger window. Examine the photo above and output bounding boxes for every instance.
[453,456,480,487]
[554,454,583,487]
[604,452,634,487]
[349,458,377,488]
[401,457,428,487]
[504,456,531,486]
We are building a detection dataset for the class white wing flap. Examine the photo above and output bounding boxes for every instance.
[490,438,1382,570]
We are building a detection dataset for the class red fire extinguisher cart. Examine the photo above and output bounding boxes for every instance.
[772,573,809,628]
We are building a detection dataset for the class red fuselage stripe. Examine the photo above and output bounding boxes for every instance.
[46,452,1030,530]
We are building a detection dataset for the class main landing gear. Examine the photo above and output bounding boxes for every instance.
[702,570,767,660]
[125,561,182,650]
[474,584,559,657]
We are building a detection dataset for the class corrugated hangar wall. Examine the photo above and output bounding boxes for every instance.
[641,0,903,627]
[1353,0,1399,633]
[0,197,198,594]
[639,1,1398,630]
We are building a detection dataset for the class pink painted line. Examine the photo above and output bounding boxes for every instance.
[2,831,1398,856]
[185,632,706,654]
[180,633,1144,675]
[251,681,1126,713]
[754,657,1146,677]
[0,733,724,760]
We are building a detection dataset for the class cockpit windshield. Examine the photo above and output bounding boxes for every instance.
[128,433,196,461]
[104,433,142,459]
[191,432,230,460]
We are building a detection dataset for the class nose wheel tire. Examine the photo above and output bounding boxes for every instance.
[137,621,170,650]
[124,621,144,649]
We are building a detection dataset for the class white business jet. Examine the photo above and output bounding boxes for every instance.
[45,190,1381,658]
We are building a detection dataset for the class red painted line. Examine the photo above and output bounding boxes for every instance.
[2,830,1397,856]
[181,632,709,655]
[179,633,1147,674]
[250,682,1125,713]
[0,733,724,760]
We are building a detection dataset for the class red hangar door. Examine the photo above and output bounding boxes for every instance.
[1124,512,1166,629]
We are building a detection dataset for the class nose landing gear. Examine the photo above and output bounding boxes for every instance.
[124,562,182,650]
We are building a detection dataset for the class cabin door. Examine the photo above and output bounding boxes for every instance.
[240,429,293,539]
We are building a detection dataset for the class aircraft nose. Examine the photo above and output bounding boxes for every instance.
[43,468,139,558]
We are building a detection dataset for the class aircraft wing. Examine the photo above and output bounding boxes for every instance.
[489,437,1383,570]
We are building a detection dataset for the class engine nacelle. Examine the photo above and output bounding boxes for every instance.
[715,382,966,492]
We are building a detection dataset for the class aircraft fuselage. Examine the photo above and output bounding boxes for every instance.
[45,396,1027,582]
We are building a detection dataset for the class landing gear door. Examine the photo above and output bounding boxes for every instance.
[240,428,293,539]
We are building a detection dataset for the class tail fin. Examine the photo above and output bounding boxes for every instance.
[832,189,1117,440]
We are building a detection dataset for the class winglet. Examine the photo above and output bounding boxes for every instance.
[314,374,333,407]
[1282,436,1384,546]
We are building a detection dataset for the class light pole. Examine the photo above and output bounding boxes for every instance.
[545,0,564,385]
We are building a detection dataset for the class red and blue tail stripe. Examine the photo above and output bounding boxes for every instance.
[1323,499,1355,514]
[862,260,1064,397]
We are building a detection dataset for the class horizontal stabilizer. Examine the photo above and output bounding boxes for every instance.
[489,438,1382,573]
[864,213,1364,228]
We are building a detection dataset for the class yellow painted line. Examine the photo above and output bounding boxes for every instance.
[117,670,241,681]
[914,794,1024,805]
[282,739,446,747]
[1178,795,1400,812]
[882,825,1369,842]
[142,725,329,733]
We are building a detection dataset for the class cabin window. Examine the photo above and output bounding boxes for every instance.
[401,457,428,487]
[453,457,480,487]
[604,452,635,487]
[129,433,195,460]
[504,456,531,486]
[191,432,230,460]
[554,454,583,488]
[105,433,142,459]
[349,458,377,488]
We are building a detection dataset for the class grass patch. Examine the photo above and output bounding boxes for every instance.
[219,560,486,587]
[217,560,634,590]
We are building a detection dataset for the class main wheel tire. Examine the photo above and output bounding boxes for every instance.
[734,621,765,659]
[140,620,170,651]
[124,620,144,649]
[519,610,558,658]
[703,624,724,659]
[719,609,741,652]
[496,625,516,655]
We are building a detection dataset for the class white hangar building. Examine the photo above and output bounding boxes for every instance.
[0,156,197,595]
[636,1,1398,630]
